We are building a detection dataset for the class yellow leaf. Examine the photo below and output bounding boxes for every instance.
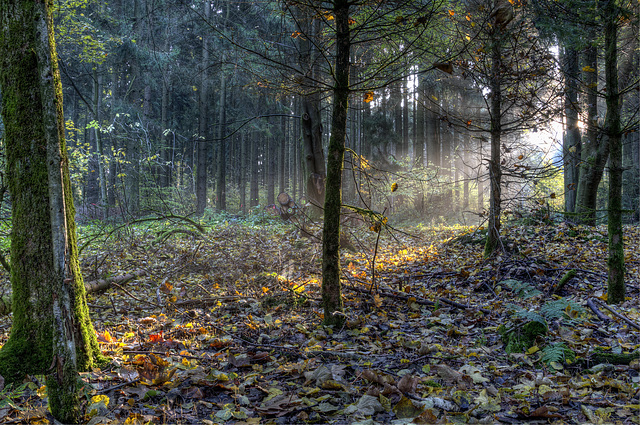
[526,345,539,355]
[582,65,596,72]
[363,91,374,103]
[448,9,455,16]
[391,182,398,192]
[91,395,110,406]
[37,385,47,398]
[373,294,383,307]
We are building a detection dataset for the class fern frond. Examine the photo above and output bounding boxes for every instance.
[541,298,585,322]
[501,279,542,299]
[541,342,575,365]
[513,309,547,326]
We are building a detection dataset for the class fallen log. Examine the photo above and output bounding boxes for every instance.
[84,269,147,293]
[0,269,147,316]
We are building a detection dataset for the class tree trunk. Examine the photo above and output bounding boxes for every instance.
[603,1,625,303]
[0,0,102,421]
[575,37,608,225]
[322,0,349,327]
[426,109,440,168]
[279,111,287,196]
[393,80,404,157]
[196,0,210,215]
[484,30,503,257]
[562,47,581,214]
[217,54,227,211]
[402,75,410,158]
[94,68,108,218]
[250,132,259,207]
[299,13,326,216]
[239,132,247,213]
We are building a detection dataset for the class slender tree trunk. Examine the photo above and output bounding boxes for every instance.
[402,75,410,158]
[250,132,259,207]
[160,31,172,189]
[0,0,103,420]
[426,109,440,168]
[239,132,247,213]
[94,68,108,218]
[279,111,287,195]
[477,136,484,213]
[217,55,227,211]
[603,1,625,303]
[562,47,581,214]
[485,31,503,257]
[393,80,404,157]
[322,0,350,327]
[196,0,210,215]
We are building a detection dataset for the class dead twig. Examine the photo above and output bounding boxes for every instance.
[593,298,640,330]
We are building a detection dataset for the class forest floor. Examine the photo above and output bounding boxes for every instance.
[0,215,638,424]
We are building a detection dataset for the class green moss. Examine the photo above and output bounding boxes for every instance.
[47,363,81,424]
[0,0,105,388]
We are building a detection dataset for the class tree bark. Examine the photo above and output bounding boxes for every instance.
[484,30,503,257]
[196,0,210,215]
[603,1,625,304]
[322,0,350,327]
[217,54,228,211]
[575,36,608,226]
[299,12,326,216]
[0,0,103,421]
[562,47,581,214]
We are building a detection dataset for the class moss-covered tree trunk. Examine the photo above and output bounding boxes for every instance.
[0,0,103,421]
[603,0,625,304]
[322,0,350,327]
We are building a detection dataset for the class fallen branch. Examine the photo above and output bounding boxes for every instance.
[0,270,147,316]
[344,281,493,315]
[85,269,147,293]
[173,296,242,308]
[586,298,612,323]
[593,298,640,330]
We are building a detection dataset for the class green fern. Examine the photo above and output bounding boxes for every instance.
[501,279,542,299]
[506,303,547,327]
[540,298,585,322]
[541,342,575,365]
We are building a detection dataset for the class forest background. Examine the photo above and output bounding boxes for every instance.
[0,0,638,423]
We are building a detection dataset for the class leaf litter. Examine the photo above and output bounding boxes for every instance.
[0,217,637,424]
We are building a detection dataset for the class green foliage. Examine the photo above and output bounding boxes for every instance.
[540,298,585,323]
[540,342,576,366]
[510,306,547,327]
[502,279,542,299]
[54,0,122,64]
[499,280,585,357]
